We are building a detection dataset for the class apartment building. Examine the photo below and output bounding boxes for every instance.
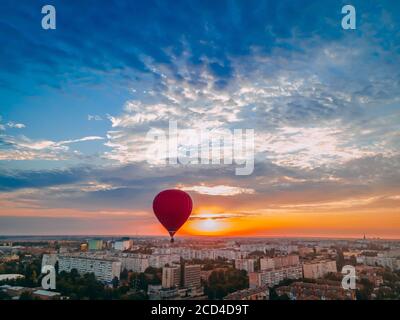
[235,258,256,273]
[302,260,337,279]
[58,255,121,282]
[249,265,303,288]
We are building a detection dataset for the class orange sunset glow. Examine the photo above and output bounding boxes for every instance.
[1,186,400,238]
[1,1,399,240]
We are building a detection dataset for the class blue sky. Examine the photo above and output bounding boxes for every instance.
[0,0,399,236]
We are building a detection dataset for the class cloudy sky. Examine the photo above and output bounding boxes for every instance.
[0,0,399,238]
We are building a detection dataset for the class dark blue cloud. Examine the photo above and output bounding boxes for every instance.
[0,167,91,191]
[1,0,398,101]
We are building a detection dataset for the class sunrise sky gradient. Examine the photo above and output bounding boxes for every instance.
[0,0,399,238]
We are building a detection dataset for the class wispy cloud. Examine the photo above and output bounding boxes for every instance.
[180,184,255,196]
[0,135,103,160]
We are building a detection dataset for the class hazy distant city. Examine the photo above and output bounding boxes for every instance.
[1,236,400,300]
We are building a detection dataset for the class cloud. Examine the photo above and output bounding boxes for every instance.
[6,121,25,129]
[0,0,399,235]
[0,135,104,160]
[179,184,255,196]
[0,117,25,131]
[102,34,400,172]
[88,115,103,121]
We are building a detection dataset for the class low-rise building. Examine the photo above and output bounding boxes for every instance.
[224,285,269,300]
[0,274,25,282]
[276,281,356,300]
[0,285,34,298]
[32,289,61,300]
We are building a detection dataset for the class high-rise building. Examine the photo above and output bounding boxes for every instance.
[58,255,121,282]
[249,265,303,288]
[235,258,255,273]
[260,258,275,270]
[302,260,337,279]
[88,240,103,251]
[183,264,201,288]
[149,254,180,268]
[240,244,266,253]
[214,249,245,260]
[114,239,133,251]
[41,254,58,269]
[357,256,400,271]
[162,265,181,288]
[121,255,149,273]
[260,255,300,270]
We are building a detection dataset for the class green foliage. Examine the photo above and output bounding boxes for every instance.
[124,290,148,300]
[130,268,162,291]
[120,268,129,281]
[19,291,34,300]
[0,257,42,287]
[56,270,109,300]
[186,258,231,271]
[356,278,374,300]
[0,290,11,300]
[204,268,248,299]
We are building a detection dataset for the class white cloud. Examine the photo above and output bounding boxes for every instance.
[0,135,104,161]
[179,184,255,196]
[103,38,400,171]
[0,117,26,131]
[88,115,103,121]
[6,122,25,129]
[259,125,381,169]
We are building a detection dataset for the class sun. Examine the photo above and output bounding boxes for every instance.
[183,217,230,235]
[200,219,220,232]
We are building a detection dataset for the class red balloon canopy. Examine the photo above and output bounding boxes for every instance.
[152,189,193,242]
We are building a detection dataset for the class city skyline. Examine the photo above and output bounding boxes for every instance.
[1,0,400,238]
[2,235,400,301]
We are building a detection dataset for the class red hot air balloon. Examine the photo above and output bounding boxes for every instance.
[153,189,193,243]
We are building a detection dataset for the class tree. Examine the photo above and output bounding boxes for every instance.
[336,250,345,272]
[356,278,373,300]
[204,268,248,299]
[0,290,10,300]
[120,268,129,281]
[112,276,119,288]
[19,291,34,300]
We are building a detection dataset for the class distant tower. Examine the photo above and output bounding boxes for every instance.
[363,234,366,240]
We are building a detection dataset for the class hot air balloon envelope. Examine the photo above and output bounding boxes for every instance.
[152,189,193,242]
